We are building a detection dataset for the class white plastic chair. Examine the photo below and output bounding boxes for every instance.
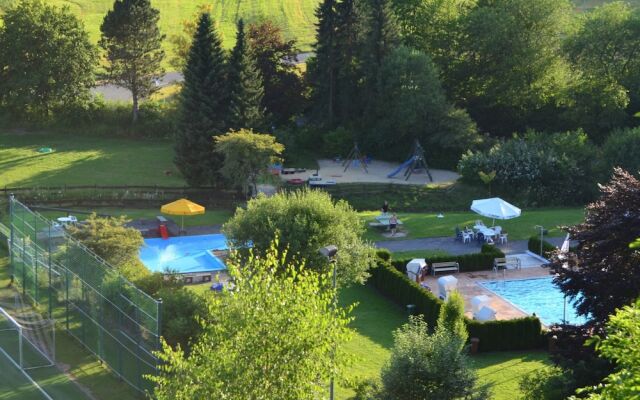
[493,226,502,234]
[462,232,471,243]
[475,220,485,227]
[499,233,508,244]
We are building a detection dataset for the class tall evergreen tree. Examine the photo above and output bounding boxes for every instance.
[99,0,165,123]
[308,0,339,126]
[334,0,361,124]
[228,19,267,131]
[358,0,401,120]
[174,13,228,186]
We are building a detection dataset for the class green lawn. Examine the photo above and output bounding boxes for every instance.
[336,284,551,399]
[0,133,184,187]
[0,249,141,400]
[361,208,584,242]
[0,0,318,65]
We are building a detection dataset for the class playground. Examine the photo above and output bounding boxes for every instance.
[282,159,459,185]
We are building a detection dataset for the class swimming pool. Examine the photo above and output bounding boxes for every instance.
[139,234,228,274]
[479,277,588,326]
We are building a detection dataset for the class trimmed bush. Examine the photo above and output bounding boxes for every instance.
[390,245,505,273]
[528,235,556,258]
[368,258,544,352]
[375,248,392,262]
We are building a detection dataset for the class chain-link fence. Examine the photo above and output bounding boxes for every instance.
[8,196,160,394]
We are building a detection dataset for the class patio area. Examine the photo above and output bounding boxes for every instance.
[419,263,552,321]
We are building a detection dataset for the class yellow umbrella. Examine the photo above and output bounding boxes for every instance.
[160,198,205,232]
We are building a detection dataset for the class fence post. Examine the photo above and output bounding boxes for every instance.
[48,222,52,319]
[157,297,162,350]
[9,194,14,278]
[33,214,38,303]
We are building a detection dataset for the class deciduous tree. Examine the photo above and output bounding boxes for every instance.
[100,0,165,123]
[223,188,375,285]
[549,168,640,325]
[0,0,96,118]
[151,243,353,399]
[214,129,283,197]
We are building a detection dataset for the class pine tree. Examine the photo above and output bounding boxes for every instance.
[174,13,228,186]
[308,0,339,126]
[99,0,165,123]
[228,19,267,131]
[335,0,361,125]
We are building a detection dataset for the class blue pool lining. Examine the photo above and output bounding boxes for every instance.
[476,276,558,326]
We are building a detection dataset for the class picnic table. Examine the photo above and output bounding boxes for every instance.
[370,214,404,230]
[474,225,496,237]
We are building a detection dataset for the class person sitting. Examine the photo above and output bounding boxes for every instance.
[389,213,398,236]
[382,200,390,214]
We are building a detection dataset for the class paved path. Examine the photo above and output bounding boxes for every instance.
[374,236,566,256]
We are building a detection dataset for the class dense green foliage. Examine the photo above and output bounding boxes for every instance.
[602,126,640,175]
[368,257,544,351]
[151,244,353,399]
[550,168,640,324]
[247,21,306,124]
[228,19,267,130]
[99,0,165,122]
[66,214,149,281]
[214,129,284,196]
[379,312,487,399]
[224,188,375,285]
[579,298,640,399]
[0,0,96,119]
[458,131,599,205]
[528,235,558,258]
[174,12,228,186]
[391,244,505,273]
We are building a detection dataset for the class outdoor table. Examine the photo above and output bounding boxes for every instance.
[475,226,496,237]
[57,216,77,225]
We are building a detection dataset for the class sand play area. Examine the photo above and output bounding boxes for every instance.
[280,159,459,186]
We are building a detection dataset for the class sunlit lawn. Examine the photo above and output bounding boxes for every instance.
[0,133,183,187]
[337,284,551,399]
[361,208,584,242]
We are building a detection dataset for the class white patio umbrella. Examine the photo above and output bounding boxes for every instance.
[470,197,521,226]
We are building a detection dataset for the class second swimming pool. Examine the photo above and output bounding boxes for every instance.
[139,234,228,274]
[479,277,588,326]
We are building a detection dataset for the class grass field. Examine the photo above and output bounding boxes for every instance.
[0,0,319,65]
[361,208,585,242]
[336,284,551,399]
[0,133,184,187]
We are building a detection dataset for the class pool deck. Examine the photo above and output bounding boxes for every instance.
[419,266,552,321]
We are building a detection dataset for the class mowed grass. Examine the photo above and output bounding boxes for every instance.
[0,249,140,400]
[337,284,551,399]
[0,0,319,64]
[0,133,184,187]
[360,208,584,242]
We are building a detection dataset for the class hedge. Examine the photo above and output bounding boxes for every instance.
[368,259,545,352]
[390,244,505,273]
[528,235,556,259]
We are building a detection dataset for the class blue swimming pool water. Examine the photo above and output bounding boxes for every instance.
[479,277,588,326]
[139,234,228,274]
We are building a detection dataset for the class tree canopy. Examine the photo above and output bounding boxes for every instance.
[214,129,284,197]
[0,0,96,118]
[99,0,165,123]
[550,168,640,325]
[223,188,375,285]
[150,243,353,399]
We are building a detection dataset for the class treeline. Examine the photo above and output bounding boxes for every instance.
[3,0,640,185]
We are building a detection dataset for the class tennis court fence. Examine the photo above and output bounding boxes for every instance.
[6,196,161,394]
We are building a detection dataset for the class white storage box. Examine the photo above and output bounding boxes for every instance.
[437,275,458,300]
[406,258,426,282]
[474,306,497,321]
[471,295,491,314]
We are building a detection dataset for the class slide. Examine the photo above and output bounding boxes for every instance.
[387,156,415,178]
[159,224,169,240]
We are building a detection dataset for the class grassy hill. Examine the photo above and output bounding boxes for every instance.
[0,0,319,65]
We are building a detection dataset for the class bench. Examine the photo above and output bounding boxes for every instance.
[431,261,460,276]
[157,215,168,223]
[493,258,507,271]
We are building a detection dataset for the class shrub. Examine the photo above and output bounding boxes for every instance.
[322,127,355,158]
[369,258,544,352]
[602,126,640,176]
[458,130,599,206]
[391,245,505,273]
[375,248,392,262]
[519,366,576,400]
[528,235,556,258]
